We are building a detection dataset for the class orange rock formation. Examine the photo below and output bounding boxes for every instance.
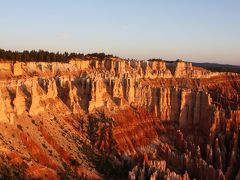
[0,58,239,179]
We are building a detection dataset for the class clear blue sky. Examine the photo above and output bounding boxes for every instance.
[0,0,240,65]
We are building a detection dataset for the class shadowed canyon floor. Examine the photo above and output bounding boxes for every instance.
[0,58,239,179]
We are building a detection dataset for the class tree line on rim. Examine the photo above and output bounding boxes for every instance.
[0,49,115,62]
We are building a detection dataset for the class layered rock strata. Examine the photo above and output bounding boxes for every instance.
[0,58,239,178]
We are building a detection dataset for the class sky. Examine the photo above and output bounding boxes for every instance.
[0,0,240,65]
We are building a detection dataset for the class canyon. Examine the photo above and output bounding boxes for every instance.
[0,57,239,179]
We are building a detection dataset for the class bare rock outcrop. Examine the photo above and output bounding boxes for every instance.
[29,80,45,116]
[0,58,239,179]
[0,89,15,123]
[14,86,27,115]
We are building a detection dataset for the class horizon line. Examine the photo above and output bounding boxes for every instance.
[1,48,239,66]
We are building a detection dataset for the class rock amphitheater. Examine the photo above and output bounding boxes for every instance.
[0,58,239,179]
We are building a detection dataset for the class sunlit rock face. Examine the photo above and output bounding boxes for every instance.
[0,58,239,179]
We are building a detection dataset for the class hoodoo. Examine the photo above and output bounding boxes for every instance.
[0,57,239,179]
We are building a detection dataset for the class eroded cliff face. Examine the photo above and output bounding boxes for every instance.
[0,58,239,179]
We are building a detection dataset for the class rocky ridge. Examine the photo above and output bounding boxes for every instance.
[0,58,239,179]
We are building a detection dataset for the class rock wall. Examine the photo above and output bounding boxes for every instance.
[0,59,239,132]
[0,58,239,179]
